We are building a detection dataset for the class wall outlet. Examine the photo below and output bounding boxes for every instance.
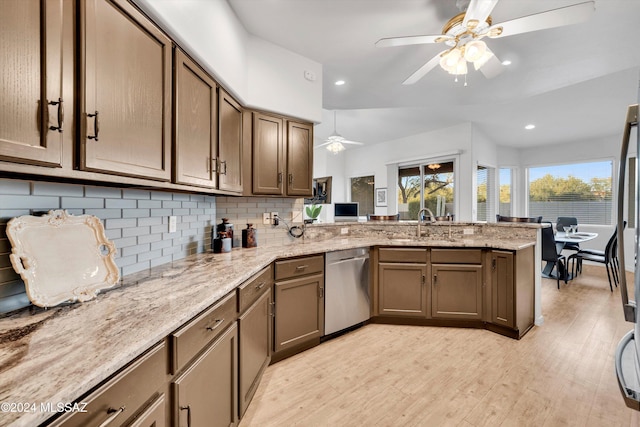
[168,216,177,233]
[271,212,279,225]
[262,212,271,225]
[463,228,474,235]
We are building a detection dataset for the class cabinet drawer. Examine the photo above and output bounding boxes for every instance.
[431,249,482,264]
[170,292,237,374]
[275,255,324,280]
[50,341,167,427]
[238,265,273,313]
[378,247,427,263]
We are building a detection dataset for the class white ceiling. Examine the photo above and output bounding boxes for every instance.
[227,0,640,150]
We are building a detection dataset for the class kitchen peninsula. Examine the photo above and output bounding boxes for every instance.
[0,221,539,426]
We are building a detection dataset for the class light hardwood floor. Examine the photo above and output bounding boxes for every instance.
[240,265,640,427]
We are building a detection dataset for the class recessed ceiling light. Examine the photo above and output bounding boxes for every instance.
[525,124,536,130]
[334,80,345,86]
[502,60,512,66]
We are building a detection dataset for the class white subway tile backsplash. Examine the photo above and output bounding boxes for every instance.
[105,198,137,209]
[33,182,84,197]
[61,197,105,209]
[0,179,31,195]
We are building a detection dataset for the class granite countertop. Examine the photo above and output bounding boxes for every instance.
[0,233,536,426]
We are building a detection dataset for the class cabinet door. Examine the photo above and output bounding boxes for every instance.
[218,89,243,193]
[378,262,427,317]
[431,264,483,320]
[252,112,284,195]
[173,323,238,427]
[0,0,64,166]
[286,121,313,196]
[173,49,217,188]
[81,0,171,181]
[491,250,514,328]
[274,273,323,353]
[238,288,271,417]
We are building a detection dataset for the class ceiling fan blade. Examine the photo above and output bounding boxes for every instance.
[488,1,595,38]
[463,0,499,28]
[342,140,365,145]
[375,34,452,48]
[315,141,332,148]
[478,48,503,79]
[402,52,444,85]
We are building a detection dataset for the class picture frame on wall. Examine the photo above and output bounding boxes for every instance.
[375,187,387,207]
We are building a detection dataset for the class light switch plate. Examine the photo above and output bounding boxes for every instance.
[169,216,177,233]
[262,213,271,225]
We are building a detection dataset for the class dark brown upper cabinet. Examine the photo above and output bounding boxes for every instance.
[0,0,65,167]
[217,89,243,193]
[173,48,218,188]
[286,120,314,197]
[79,0,172,181]
[251,112,313,197]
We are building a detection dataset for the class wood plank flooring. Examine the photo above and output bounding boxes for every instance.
[240,265,640,426]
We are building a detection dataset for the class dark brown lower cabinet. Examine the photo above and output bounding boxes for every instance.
[273,273,324,354]
[488,247,534,337]
[172,323,238,427]
[431,264,483,320]
[48,341,168,427]
[238,288,272,417]
[378,262,428,317]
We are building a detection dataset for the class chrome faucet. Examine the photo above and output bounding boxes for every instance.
[417,208,436,237]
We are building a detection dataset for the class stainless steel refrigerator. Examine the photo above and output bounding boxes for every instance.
[616,102,640,410]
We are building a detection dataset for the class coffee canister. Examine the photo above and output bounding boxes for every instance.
[242,223,257,248]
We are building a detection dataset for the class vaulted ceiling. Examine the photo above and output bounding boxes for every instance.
[228,0,640,149]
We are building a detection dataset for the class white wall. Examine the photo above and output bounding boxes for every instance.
[134,0,322,123]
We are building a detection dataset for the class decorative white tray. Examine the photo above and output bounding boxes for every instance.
[6,210,119,308]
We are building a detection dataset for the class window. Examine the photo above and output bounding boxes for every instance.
[499,168,512,217]
[397,161,455,220]
[528,161,613,224]
[477,166,488,221]
[350,175,374,216]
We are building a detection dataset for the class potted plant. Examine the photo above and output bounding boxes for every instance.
[304,204,322,224]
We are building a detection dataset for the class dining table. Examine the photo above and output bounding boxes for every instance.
[542,231,599,280]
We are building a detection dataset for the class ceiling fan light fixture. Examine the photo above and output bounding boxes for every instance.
[326,141,346,154]
[473,49,494,70]
[463,40,487,62]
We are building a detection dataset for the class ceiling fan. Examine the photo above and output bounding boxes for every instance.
[315,111,364,154]
[375,0,595,85]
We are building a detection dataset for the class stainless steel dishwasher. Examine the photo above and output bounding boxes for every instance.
[324,247,370,335]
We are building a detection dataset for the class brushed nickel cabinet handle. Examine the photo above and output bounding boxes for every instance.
[220,160,227,175]
[288,173,293,184]
[87,111,99,141]
[205,318,224,331]
[97,406,125,427]
[211,157,218,173]
[256,282,266,290]
[278,172,283,184]
[421,275,425,285]
[48,98,63,132]
[318,286,324,298]
[295,265,308,270]
[180,405,192,427]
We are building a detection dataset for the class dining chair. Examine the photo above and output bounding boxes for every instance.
[541,222,568,289]
[496,215,543,223]
[556,217,580,252]
[568,222,626,292]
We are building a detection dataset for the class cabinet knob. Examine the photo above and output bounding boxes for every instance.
[433,274,438,284]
